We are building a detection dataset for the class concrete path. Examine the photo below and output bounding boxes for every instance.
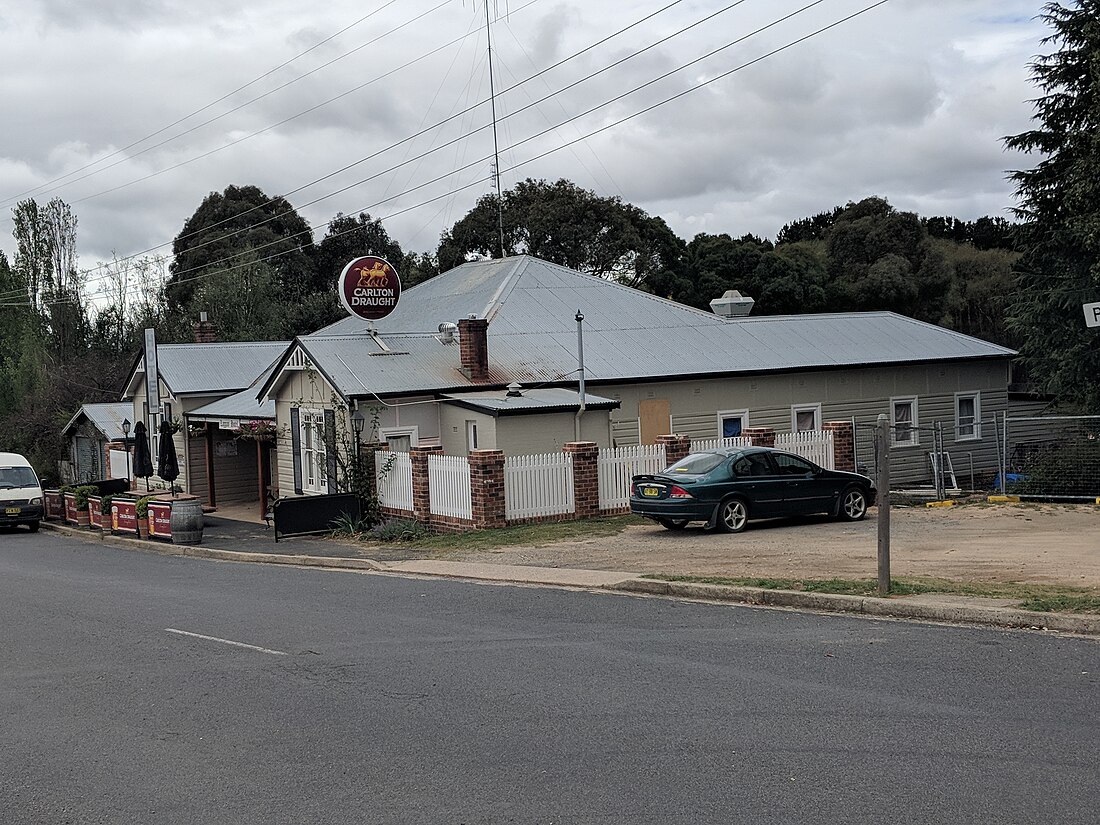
[39,521,1100,637]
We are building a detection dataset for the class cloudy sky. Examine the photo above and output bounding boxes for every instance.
[0,0,1050,291]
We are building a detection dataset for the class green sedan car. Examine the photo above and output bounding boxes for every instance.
[630,446,875,533]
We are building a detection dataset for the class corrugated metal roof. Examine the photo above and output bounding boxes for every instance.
[187,387,275,421]
[297,256,1014,396]
[149,342,288,396]
[439,388,619,415]
[61,402,132,440]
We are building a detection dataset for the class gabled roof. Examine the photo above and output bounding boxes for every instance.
[123,341,288,399]
[61,403,132,441]
[286,255,1014,398]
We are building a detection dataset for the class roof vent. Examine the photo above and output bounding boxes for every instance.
[438,322,458,344]
[506,382,523,397]
[709,289,755,318]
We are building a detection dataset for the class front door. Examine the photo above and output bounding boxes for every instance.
[639,398,671,445]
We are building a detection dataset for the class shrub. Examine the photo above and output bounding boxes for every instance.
[135,496,153,518]
[73,485,99,509]
[369,518,432,543]
[100,494,115,516]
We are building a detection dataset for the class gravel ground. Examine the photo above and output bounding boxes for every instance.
[434,503,1100,587]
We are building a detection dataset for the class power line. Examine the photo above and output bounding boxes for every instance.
[0,0,692,298]
[0,0,456,210]
[0,0,410,206]
[3,0,892,310]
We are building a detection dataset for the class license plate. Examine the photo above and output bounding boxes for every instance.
[641,486,660,498]
[4,507,19,515]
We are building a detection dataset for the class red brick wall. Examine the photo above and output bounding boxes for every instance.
[656,434,692,465]
[410,445,443,524]
[458,318,489,381]
[743,427,776,448]
[564,441,600,519]
[823,421,855,472]
[470,449,506,529]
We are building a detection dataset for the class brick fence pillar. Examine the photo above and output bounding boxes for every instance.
[823,421,855,472]
[656,434,692,465]
[469,449,506,529]
[359,442,389,502]
[410,445,443,524]
[742,427,776,448]
[564,441,600,519]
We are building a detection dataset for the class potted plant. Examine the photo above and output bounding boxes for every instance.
[71,485,98,528]
[135,496,152,539]
[97,494,115,531]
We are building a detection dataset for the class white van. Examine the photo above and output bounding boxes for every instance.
[0,452,44,532]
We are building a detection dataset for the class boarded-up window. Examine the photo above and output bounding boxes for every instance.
[639,399,671,445]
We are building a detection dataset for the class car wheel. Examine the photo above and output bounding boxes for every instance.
[715,498,748,533]
[27,520,40,532]
[656,518,689,530]
[838,487,868,521]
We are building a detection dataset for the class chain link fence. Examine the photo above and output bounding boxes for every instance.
[853,420,991,497]
[1000,414,1100,500]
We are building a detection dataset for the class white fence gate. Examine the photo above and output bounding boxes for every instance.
[428,454,473,520]
[598,444,666,510]
[775,430,835,469]
[504,452,574,520]
[376,451,413,511]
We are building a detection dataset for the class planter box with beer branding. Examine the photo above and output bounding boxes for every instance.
[63,492,90,527]
[88,496,105,529]
[111,498,139,535]
[148,501,172,540]
[44,490,64,519]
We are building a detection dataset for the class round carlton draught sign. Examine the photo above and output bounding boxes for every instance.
[337,256,402,321]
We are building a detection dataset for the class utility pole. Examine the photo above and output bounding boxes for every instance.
[484,0,505,258]
[876,413,891,595]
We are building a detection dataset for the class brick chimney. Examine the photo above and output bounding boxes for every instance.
[458,316,489,381]
[192,311,217,344]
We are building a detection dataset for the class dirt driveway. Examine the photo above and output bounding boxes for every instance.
[443,503,1100,587]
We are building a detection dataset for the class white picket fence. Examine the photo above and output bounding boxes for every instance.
[598,444,666,510]
[428,454,473,519]
[776,430,835,469]
[504,452,575,521]
[376,451,414,511]
[690,436,754,452]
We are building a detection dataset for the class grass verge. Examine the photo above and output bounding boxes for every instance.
[643,574,1100,613]
[351,515,643,552]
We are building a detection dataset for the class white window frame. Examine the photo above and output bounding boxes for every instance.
[465,420,479,452]
[716,409,749,439]
[299,408,328,494]
[890,396,919,448]
[954,392,981,441]
[790,403,821,433]
[379,425,419,452]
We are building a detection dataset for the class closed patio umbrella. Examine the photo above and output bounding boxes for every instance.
[157,420,180,495]
[132,420,154,490]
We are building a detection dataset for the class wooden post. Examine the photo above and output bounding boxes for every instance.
[204,422,217,509]
[876,413,891,595]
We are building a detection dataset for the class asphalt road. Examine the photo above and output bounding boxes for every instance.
[2,530,1098,825]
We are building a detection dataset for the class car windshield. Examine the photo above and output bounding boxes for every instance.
[0,466,39,489]
[665,453,725,475]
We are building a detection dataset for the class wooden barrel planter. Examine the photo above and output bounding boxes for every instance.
[64,493,90,528]
[170,497,204,545]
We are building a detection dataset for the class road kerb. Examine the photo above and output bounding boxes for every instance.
[609,578,1100,635]
[40,520,1100,636]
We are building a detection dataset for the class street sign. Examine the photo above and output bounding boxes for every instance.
[1084,301,1100,328]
